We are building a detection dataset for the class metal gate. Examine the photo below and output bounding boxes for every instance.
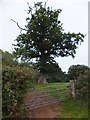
[24,84,68,111]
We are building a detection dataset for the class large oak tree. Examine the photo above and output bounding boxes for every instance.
[13,2,85,83]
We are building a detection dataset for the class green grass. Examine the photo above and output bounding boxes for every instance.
[32,82,69,101]
[58,99,88,118]
[33,82,69,91]
[33,82,69,97]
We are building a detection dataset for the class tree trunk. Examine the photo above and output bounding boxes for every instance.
[38,73,48,84]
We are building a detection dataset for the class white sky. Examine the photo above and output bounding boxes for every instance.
[0,0,89,72]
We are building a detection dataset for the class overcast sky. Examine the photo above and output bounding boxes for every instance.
[0,0,89,72]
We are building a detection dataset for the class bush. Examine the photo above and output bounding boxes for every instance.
[68,65,90,100]
[75,70,89,100]
[68,65,89,80]
[2,65,38,118]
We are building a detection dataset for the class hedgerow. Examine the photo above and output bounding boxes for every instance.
[75,70,89,100]
[2,65,38,118]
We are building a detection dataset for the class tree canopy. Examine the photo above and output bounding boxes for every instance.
[45,62,68,82]
[67,64,90,80]
[13,2,85,79]
[1,49,18,66]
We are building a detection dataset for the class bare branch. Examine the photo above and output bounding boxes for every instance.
[27,2,33,14]
[44,0,48,7]
[11,19,27,33]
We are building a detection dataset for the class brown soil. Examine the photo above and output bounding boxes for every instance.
[23,91,62,118]
[28,103,61,118]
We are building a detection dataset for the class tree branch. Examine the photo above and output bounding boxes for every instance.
[44,0,48,7]
[11,19,27,33]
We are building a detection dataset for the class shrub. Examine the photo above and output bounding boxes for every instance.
[2,65,38,118]
[68,65,90,100]
[75,70,89,100]
[68,65,89,80]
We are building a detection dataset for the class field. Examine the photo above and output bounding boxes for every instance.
[29,82,88,118]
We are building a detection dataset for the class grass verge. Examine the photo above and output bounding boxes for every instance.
[58,99,88,118]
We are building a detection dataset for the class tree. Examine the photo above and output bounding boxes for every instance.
[67,64,90,80]
[13,2,85,83]
[43,62,66,83]
[1,49,18,67]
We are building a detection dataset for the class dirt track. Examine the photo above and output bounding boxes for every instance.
[23,91,61,118]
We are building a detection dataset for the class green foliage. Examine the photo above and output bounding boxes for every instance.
[67,64,89,80]
[13,1,84,75]
[2,50,39,118]
[36,61,69,83]
[44,63,68,83]
[2,65,38,118]
[68,64,90,100]
[47,65,68,83]
[75,70,89,100]
[1,49,18,67]
[59,99,88,118]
